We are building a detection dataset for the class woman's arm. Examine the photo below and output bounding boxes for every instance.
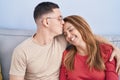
[59,51,68,80]
[95,34,120,74]
[105,58,118,80]
[99,43,118,80]
[59,64,67,80]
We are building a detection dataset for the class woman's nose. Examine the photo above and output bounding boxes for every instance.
[66,32,71,38]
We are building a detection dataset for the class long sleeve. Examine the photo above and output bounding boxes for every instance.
[105,59,118,80]
[59,50,68,80]
[60,63,67,80]
[99,43,118,80]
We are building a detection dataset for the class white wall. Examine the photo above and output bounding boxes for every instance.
[0,0,120,34]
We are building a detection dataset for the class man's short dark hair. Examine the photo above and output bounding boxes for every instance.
[33,2,59,21]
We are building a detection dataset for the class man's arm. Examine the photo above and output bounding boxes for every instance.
[9,48,26,80]
[9,75,24,80]
[94,34,117,47]
[94,34,120,74]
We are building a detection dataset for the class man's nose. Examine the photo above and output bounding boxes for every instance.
[61,19,64,24]
[61,21,64,28]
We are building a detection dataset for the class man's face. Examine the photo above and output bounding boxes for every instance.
[46,8,64,36]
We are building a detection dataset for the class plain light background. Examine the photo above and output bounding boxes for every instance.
[0,0,120,34]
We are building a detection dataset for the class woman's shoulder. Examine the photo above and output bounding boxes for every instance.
[62,45,74,58]
[99,43,113,50]
[99,43,113,62]
[63,49,69,57]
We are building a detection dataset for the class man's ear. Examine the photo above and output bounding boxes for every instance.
[42,18,49,27]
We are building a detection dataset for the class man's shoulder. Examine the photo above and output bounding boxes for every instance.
[55,35,67,47]
[15,37,33,50]
[55,35,67,43]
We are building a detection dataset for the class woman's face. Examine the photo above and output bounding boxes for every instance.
[63,22,84,46]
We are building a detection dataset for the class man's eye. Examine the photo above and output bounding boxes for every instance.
[58,17,63,21]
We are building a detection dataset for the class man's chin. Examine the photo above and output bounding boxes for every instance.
[55,32,62,36]
[58,31,62,34]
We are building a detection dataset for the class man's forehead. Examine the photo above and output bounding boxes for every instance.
[42,8,62,18]
[52,8,62,16]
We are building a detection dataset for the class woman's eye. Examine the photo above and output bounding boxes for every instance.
[69,29,73,32]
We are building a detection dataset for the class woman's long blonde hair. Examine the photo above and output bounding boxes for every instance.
[63,15,105,71]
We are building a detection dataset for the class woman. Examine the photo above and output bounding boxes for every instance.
[60,15,118,80]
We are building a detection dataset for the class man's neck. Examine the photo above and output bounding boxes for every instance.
[33,30,54,46]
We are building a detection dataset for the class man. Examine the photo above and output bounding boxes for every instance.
[9,2,120,80]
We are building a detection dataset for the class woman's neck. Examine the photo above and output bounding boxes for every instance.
[76,42,88,56]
